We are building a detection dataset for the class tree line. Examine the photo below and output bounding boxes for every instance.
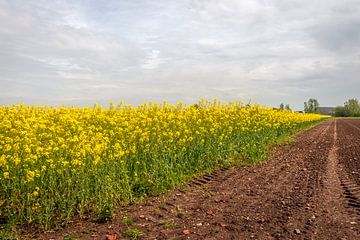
[279,103,291,111]
[335,98,360,117]
[304,98,319,113]
[278,98,360,116]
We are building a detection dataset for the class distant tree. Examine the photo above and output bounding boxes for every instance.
[344,98,360,117]
[285,104,291,111]
[279,103,284,110]
[334,98,360,117]
[304,102,308,113]
[334,106,346,117]
[304,98,319,113]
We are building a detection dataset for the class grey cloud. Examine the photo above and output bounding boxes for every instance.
[309,18,360,53]
[0,0,359,110]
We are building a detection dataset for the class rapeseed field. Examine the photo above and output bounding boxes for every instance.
[0,100,327,229]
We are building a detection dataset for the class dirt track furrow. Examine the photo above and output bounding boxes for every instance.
[311,120,359,239]
[35,119,360,240]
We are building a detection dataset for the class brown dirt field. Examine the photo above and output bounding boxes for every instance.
[26,119,360,240]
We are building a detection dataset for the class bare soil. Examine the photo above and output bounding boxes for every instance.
[26,119,360,240]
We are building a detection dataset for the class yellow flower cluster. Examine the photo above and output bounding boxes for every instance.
[0,100,327,228]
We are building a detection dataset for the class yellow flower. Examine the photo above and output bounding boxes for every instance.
[0,99,328,227]
[13,157,21,165]
[26,170,36,182]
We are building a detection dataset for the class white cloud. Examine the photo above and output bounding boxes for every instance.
[141,49,167,69]
[0,0,359,110]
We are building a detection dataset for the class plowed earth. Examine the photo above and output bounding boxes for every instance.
[29,119,360,240]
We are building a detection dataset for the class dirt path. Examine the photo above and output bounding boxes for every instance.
[35,119,360,240]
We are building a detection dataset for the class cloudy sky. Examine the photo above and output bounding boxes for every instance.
[1,0,359,110]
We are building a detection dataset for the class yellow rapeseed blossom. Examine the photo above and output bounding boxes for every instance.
[0,100,328,227]
[32,190,39,197]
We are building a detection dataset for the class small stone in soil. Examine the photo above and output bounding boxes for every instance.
[106,234,117,240]
[75,222,82,228]
[257,216,265,223]
[183,229,190,235]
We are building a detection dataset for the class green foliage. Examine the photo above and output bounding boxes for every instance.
[173,205,186,219]
[121,216,134,225]
[279,103,291,111]
[335,98,360,117]
[335,106,346,117]
[123,228,143,240]
[64,234,81,240]
[0,227,17,240]
[98,203,113,223]
[0,102,327,233]
[304,98,319,113]
[285,104,291,111]
[162,220,178,228]
[279,103,284,110]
